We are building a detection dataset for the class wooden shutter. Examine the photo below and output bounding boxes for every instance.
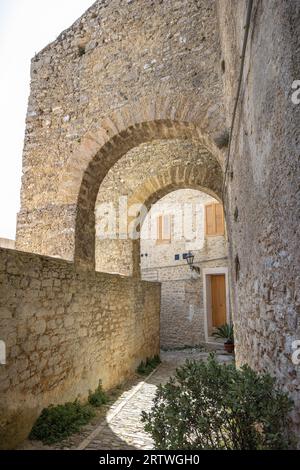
[215,204,224,235]
[205,204,215,235]
[156,214,171,244]
[157,215,163,242]
[205,203,224,236]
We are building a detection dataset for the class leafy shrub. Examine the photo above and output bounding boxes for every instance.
[137,355,161,376]
[29,401,95,444]
[142,354,294,450]
[88,383,108,407]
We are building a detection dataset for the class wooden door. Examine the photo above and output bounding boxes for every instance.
[211,274,226,327]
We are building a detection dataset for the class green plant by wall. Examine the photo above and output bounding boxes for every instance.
[29,382,110,444]
[29,401,95,444]
[137,355,161,376]
[142,354,294,450]
[212,323,234,343]
[88,383,108,407]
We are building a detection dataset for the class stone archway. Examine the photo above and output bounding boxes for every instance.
[127,168,223,277]
[16,0,226,262]
[93,138,227,349]
[94,138,223,276]
[65,119,224,270]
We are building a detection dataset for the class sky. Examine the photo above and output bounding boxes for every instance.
[0,0,94,240]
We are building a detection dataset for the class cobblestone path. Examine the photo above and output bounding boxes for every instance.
[77,349,233,451]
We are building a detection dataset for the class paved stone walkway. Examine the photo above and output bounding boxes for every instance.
[77,349,233,451]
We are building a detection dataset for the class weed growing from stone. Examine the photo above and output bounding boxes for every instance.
[88,383,108,407]
[137,355,161,376]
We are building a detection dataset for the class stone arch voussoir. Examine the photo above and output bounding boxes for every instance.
[57,96,224,270]
[126,163,223,275]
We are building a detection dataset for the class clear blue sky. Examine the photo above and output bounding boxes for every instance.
[0,0,94,240]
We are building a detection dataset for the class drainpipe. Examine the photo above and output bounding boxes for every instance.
[222,0,254,198]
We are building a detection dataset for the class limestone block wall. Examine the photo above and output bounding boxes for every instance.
[217,0,300,437]
[0,248,160,449]
[16,0,225,262]
[142,235,227,271]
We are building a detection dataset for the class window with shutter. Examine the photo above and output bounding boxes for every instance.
[205,203,224,236]
[215,203,224,235]
[156,214,171,244]
[205,204,215,236]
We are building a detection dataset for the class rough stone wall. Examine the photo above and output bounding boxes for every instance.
[159,278,203,348]
[144,257,228,349]
[0,248,160,449]
[141,189,228,348]
[217,0,300,437]
[16,0,225,263]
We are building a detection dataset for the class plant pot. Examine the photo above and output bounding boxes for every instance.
[224,342,234,354]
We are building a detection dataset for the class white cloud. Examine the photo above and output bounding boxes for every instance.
[0,0,94,239]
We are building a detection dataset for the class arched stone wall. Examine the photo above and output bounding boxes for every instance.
[16,0,226,260]
[127,167,223,277]
[131,184,222,277]
[94,138,223,275]
[73,120,223,270]
[59,104,224,207]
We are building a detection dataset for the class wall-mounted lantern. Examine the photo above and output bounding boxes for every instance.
[185,251,201,275]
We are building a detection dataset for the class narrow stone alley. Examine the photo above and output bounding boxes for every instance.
[77,350,233,451]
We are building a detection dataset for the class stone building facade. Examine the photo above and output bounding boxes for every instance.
[140,189,228,348]
[0,0,298,448]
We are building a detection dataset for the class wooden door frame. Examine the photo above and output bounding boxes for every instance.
[202,267,230,343]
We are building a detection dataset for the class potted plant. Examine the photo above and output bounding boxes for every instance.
[212,323,234,353]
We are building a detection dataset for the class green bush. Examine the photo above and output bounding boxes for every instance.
[137,355,161,376]
[29,401,95,444]
[88,383,108,407]
[142,354,294,450]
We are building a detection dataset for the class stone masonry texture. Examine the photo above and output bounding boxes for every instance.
[218,0,300,437]
[15,0,224,269]
[0,247,160,449]
[0,0,298,448]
